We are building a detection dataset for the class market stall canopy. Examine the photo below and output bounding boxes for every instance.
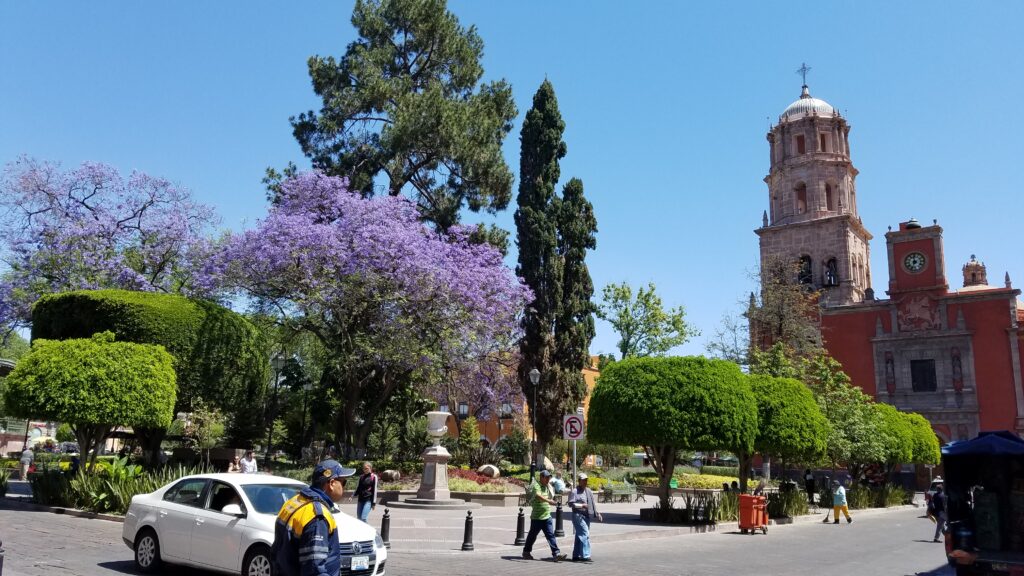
[941,431,1024,457]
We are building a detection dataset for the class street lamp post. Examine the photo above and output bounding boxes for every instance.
[265,353,287,464]
[528,367,540,483]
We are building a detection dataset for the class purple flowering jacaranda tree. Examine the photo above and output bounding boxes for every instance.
[0,157,218,329]
[203,172,530,455]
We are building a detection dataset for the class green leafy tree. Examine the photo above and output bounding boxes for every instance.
[181,400,226,466]
[0,332,29,361]
[458,416,481,454]
[588,356,757,512]
[596,282,699,359]
[516,80,597,464]
[874,402,914,475]
[3,332,176,466]
[740,374,829,491]
[286,0,517,237]
[749,342,802,379]
[906,412,941,466]
[31,290,268,452]
[802,353,883,477]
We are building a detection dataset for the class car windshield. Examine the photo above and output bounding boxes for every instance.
[241,484,302,515]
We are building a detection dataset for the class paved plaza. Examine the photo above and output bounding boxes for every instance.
[0,488,953,576]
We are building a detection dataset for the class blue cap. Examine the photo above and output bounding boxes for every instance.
[313,460,357,483]
[539,470,552,478]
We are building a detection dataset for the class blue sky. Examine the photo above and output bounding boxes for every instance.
[2,1,1022,357]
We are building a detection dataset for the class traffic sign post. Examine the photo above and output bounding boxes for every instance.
[564,412,585,485]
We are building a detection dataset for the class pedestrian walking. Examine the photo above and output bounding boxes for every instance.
[20,447,34,479]
[804,469,816,505]
[355,461,378,522]
[522,470,567,562]
[930,484,947,542]
[271,459,355,576]
[240,450,258,474]
[227,455,242,473]
[832,480,852,524]
[567,473,602,562]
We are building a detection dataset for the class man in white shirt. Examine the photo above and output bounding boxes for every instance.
[240,450,258,474]
[20,447,34,478]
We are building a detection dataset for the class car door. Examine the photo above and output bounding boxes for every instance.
[189,481,246,572]
[157,478,210,562]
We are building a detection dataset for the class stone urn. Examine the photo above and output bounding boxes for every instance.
[417,411,452,501]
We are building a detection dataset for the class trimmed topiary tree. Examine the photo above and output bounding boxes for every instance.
[874,402,915,476]
[906,411,941,466]
[31,289,268,448]
[3,331,175,466]
[741,374,829,491]
[588,356,757,512]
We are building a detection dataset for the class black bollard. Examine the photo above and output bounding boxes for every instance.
[554,502,565,537]
[514,507,526,545]
[461,510,475,551]
[380,507,391,549]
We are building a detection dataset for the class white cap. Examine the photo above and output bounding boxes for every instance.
[578,473,588,480]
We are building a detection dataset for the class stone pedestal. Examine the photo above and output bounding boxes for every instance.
[416,445,451,501]
[388,410,480,510]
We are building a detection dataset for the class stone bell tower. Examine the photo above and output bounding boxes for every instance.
[755,74,872,307]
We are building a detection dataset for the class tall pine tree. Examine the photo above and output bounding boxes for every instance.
[515,81,597,467]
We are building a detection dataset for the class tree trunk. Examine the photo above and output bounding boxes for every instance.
[647,445,676,516]
[135,427,167,467]
[763,455,772,483]
[738,451,752,493]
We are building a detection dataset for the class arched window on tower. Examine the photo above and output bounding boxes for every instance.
[795,182,807,214]
[798,255,813,285]
[825,183,835,211]
[795,134,806,155]
[825,258,839,286]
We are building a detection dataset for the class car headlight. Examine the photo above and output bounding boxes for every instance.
[375,534,384,548]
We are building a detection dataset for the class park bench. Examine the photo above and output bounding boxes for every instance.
[600,482,645,503]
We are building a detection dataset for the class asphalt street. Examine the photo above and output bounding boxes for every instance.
[0,505,953,576]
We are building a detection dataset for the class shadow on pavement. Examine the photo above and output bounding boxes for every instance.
[98,560,215,575]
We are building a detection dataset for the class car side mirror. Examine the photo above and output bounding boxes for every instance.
[221,504,245,517]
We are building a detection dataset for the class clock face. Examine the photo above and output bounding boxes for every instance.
[904,252,927,273]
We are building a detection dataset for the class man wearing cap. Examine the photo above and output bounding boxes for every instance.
[271,459,356,576]
[567,472,602,562]
[522,470,566,561]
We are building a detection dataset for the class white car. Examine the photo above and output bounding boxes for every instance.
[122,473,387,576]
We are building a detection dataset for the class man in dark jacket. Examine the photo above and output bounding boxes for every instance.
[272,459,356,576]
[931,484,947,542]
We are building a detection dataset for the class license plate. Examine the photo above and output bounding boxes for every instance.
[351,556,369,570]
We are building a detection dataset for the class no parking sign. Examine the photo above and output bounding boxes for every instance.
[563,414,584,440]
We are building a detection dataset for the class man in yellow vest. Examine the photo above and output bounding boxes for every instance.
[272,459,356,576]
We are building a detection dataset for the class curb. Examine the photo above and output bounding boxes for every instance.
[0,495,124,523]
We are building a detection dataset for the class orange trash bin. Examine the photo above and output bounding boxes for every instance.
[738,494,768,534]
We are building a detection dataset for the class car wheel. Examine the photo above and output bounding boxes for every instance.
[242,544,272,576]
[134,528,163,574]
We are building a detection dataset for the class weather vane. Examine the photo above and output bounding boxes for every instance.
[796,62,811,86]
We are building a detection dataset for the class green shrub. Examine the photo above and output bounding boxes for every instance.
[701,465,739,477]
[675,473,738,490]
[717,491,739,522]
[766,489,808,518]
[877,484,907,508]
[846,486,874,509]
[28,470,75,507]
[0,468,9,496]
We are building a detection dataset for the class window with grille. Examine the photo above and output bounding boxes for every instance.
[911,359,937,392]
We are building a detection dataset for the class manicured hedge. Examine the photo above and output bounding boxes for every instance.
[31,290,268,442]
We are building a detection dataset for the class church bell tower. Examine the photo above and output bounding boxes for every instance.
[755,69,872,307]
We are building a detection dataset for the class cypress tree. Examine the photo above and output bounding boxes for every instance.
[554,177,597,409]
[515,80,566,459]
[515,81,597,465]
